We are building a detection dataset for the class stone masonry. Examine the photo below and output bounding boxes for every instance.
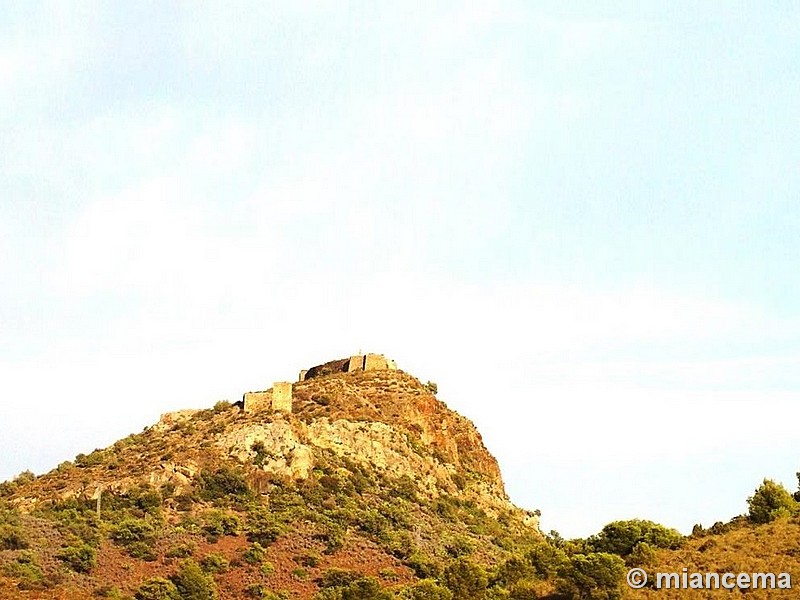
[243,382,293,414]
[299,353,397,381]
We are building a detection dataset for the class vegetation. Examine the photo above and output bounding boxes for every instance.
[171,559,217,600]
[747,478,798,523]
[136,578,180,600]
[4,369,800,599]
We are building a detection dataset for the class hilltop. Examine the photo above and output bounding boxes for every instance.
[0,355,544,599]
[3,354,798,600]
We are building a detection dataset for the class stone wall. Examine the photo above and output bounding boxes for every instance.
[348,355,364,372]
[296,353,398,382]
[243,391,271,414]
[363,353,389,371]
[272,382,293,412]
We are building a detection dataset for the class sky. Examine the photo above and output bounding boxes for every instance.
[2,2,800,539]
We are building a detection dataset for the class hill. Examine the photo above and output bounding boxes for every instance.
[0,357,546,599]
[3,354,798,600]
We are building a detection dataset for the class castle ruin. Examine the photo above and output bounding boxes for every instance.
[299,353,396,382]
[243,381,293,414]
[242,353,397,414]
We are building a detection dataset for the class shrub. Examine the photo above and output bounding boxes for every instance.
[405,550,440,579]
[57,541,97,573]
[243,542,268,564]
[111,518,156,546]
[202,509,241,538]
[317,568,361,589]
[2,551,49,590]
[401,579,454,600]
[75,450,105,468]
[748,478,798,524]
[199,466,251,502]
[588,519,682,556]
[127,540,158,561]
[166,543,194,559]
[128,484,163,516]
[557,552,625,600]
[201,552,230,574]
[315,574,392,599]
[423,381,438,395]
[212,400,231,413]
[111,517,157,559]
[252,441,272,467]
[443,558,488,600]
[171,559,217,600]
[14,470,36,485]
[246,507,284,546]
[295,552,320,568]
[245,584,283,599]
[627,541,656,567]
[136,577,180,600]
[0,522,28,550]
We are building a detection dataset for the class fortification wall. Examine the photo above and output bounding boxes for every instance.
[363,353,388,371]
[348,355,364,372]
[272,382,293,412]
[243,391,271,413]
[298,353,398,382]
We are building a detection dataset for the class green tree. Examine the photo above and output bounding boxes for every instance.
[748,478,798,524]
[443,558,488,600]
[558,553,625,600]
[57,541,96,573]
[588,520,682,557]
[136,578,180,600]
[171,559,217,600]
[401,579,453,600]
[198,466,251,501]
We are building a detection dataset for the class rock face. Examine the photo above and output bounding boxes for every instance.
[14,364,526,523]
[221,368,513,513]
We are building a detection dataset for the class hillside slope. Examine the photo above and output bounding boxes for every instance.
[0,364,542,599]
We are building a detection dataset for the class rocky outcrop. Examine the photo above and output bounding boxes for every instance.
[215,369,514,513]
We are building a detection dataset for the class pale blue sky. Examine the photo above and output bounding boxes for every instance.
[2,2,799,538]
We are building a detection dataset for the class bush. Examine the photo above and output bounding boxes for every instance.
[748,479,798,524]
[245,584,283,599]
[212,400,231,413]
[0,522,28,550]
[200,552,230,574]
[2,551,49,590]
[57,541,96,573]
[111,518,156,546]
[171,559,217,600]
[75,450,105,468]
[401,579,453,600]
[588,519,682,556]
[136,578,180,600]
[315,574,392,599]
[295,552,320,567]
[111,517,157,560]
[199,466,251,502]
[243,542,268,564]
[246,507,284,546]
[202,510,241,538]
[443,558,488,600]
[166,543,194,559]
[557,552,625,600]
